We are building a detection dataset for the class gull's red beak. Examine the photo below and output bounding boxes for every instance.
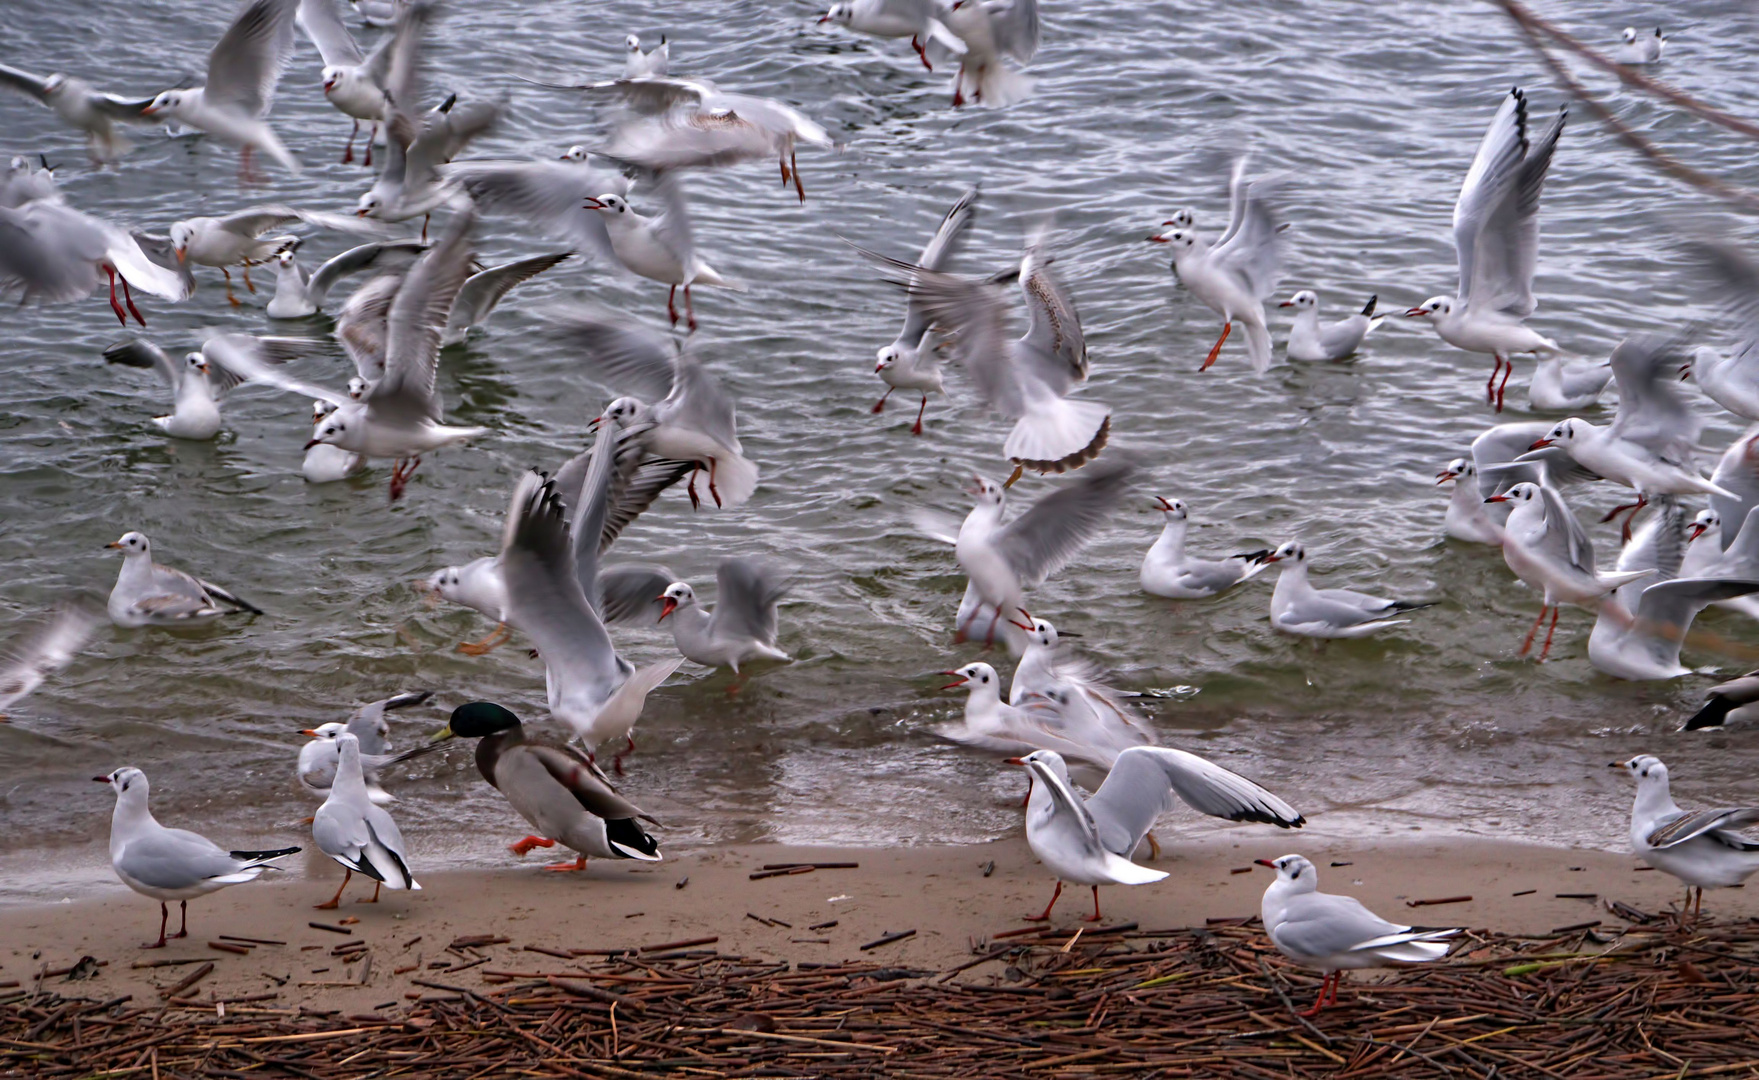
[584,197,605,210]
[1259,553,1282,563]
[1402,307,1426,317]
[1484,494,1509,503]
[303,438,321,449]
[1003,757,1026,766]
[355,207,369,217]
[1436,470,1458,485]
[299,728,320,737]
[1689,524,1708,542]
[1278,300,1293,308]
[657,596,678,621]
[1007,618,1034,631]
[1528,438,1554,450]
[939,670,968,690]
[141,104,159,116]
[1254,858,1277,868]
[174,248,186,264]
[1145,233,1168,243]
[92,775,111,783]
[1154,496,1174,510]
[817,13,831,22]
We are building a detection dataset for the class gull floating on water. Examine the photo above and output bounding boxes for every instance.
[1279,291,1382,362]
[0,603,103,718]
[106,531,262,627]
[102,333,315,440]
[312,732,420,907]
[1256,854,1457,1016]
[1007,617,1154,765]
[1405,88,1564,412]
[97,767,300,948]
[1261,542,1434,638]
[1140,497,1270,598]
[624,34,669,79]
[296,690,433,802]
[266,237,426,318]
[1436,459,1503,545]
[1611,755,1759,922]
[1615,26,1667,65]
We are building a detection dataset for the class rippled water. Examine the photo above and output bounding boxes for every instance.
[7,0,1759,898]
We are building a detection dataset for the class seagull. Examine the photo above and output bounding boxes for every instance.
[0,603,103,717]
[0,62,155,163]
[1405,88,1564,412]
[854,185,978,434]
[169,205,384,305]
[102,333,313,440]
[106,531,262,627]
[890,231,1109,479]
[1520,335,1736,538]
[421,556,512,653]
[599,559,791,674]
[303,400,366,481]
[624,34,669,79]
[1436,459,1503,545]
[296,690,432,802]
[549,307,757,509]
[429,701,662,870]
[1680,506,1759,618]
[943,0,1038,107]
[440,252,573,346]
[1140,496,1270,598]
[1685,241,1759,422]
[96,767,300,948]
[295,0,396,163]
[266,238,427,318]
[1610,755,1759,922]
[1710,427,1759,553]
[819,0,964,70]
[312,732,419,907]
[1150,159,1286,373]
[444,155,631,256]
[937,660,1119,777]
[1684,670,1759,730]
[1260,542,1434,638]
[1528,354,1612,412]
[1486,482,1654,660]
[1255,854,1457,1016]
[0,196,190,325]
[1006,616,1154,762]
[142,0,304,177]
[1279,291,1383,362]
[583,174,739,330]
[1615,26,1667,65]
[915,463,1134,645]
[1009,747,1302,922]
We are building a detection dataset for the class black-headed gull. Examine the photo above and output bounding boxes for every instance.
[1436,459,1503,545]
[1528,353,1612,412]
[266,238,426,318]
[296,690,431,802]
[295,0,395,164]
[916,462,1134,644]
[430,701,662,870]
[1486,482,1653,659]
[1140,496,1270,598]
[1710,428,1759,552]
[596,88,837,205]
[0,196,190,326]
[1279,291,1382,362]
[1615,26,1667,65]
[624,34,668,79]
[169,204,383,305]
[0,62,155,164]
[312,733,419,907]
[106,531,262,627]
[1405,88,1564,412]
[1261,542,1433,638]
[142,0,304,177]
[0,603,103,717]
[103,333,314,440]
[936,660,1114,776]
[1611,755,1759,922]
[820,0,963,70]
[584,174,739,330]
[97,767,300,948]
[1007,616,1154,760]
[303,400,366,481]
[1685,241,1759,422]
[1010,747,1302,922]
[1684,670,1759,730]
[1255,854,1456,1016]
[1681,505,1759,618]
[599,559,792,674]
[1150,159,1286,373]
[944,0,1038,107]
[851,185,978,435]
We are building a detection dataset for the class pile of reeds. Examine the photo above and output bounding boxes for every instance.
[7,915,1759,1078]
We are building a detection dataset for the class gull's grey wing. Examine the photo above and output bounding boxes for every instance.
[1605,332,1699,458]
[706,92,831,145]
[1630,577,1759,643]
[596,564,675,626]
[367,210,473,422]
[898,266,1022,415]
[499,471,623,687]
[1273,891,1410,959]
[204,0,301,118]
[1686,239,1759,359]
[346,689,431,753]
[526,75,713,114]
[643,169,696,269]
[1618,496,1688,593]
[200,332,318,394]
[0,62,54,103]
[130,231,197,298]
[296,0,365,67]
[1458,90,1563,318]
[444,159,624,262]
[547,307,679,401]
[1646,806,1759,849]
[115,829,251,890]
[708,558,787,646]
[600,459,693,553]
[1087,746,1302,860]
[1453,89,1528,312]
[336,272,401,380]
[0,602,102,712]
[666,353,740,450]
[1280,588,1398,629]
[446,252,571,337]
[1711,428,1759,550]
[307,239,427,308]
[919,186,978,275]
[600,110,779,172]
[216,206,301,239]
[1016,240,1086,389]
[0,201,109,303]
[404,102,499,193]
[1210,173,1285,301]
[199,333,346,406]
[1539,484,1596,574]
[994,460,1134,588]
[312,798,372,867]
[103,338,181,390]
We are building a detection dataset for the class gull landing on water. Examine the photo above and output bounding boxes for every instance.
[820,0,965,72]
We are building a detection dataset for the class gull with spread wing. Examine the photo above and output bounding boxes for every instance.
[0,603,103,718]
[0,196,189,326]
[1611,755,1759,922]
[295,0,396,164]
[1007,616,1154,761]
[599,558,791,675]
[266,237,428,318]
[296,690,432,803]
[0,62,156,164]
[441,252,572,346]
[1685,240,1759,423]
[1405,88,1564,411]
[102,333,314,440]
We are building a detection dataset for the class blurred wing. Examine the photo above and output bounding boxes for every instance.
[709,558,788,645]
[546,306,679,401]
[368,210,472,421]
[994,460,1134,587]
[991,0,1041,62]
[499,472,622,685]
[0,602,102,712]
[205,0,300,118]
[307,239,428,307]
[600,109,778,172]
[643,169,696,268]
[920,185,979,272]
[667,353,740,449]
[1540,484,1596,574]
[898,266,1022,415]
[1017,242,1086,388]
[0,62,54,103]
[596,565,675,626]
[1606,332,1699,456]
[601,459,692,553]
[1088,745,1303,855]
[295,0,365,67]
[448,252,571,332]
[1210,175,1285,300]
[445,159,625,261]
[1687,239,1759,359]
[521,74,712,113]
[200,331,319,393]
[102,337,179,389]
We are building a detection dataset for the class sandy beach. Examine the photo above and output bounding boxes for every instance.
[4,836,1746,1012]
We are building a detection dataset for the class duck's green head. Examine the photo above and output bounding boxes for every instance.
[437,701,522,740]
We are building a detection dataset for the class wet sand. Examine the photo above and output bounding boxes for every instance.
[3,836,1747,1012]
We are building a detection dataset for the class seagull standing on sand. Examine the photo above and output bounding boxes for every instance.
[312,732,420,908]
[1405,88,1564,412]
[97,767,300,948]
[1280,291,1382,362]
[106,532,262,627]
[1140,497,1270,598]
[1261,542,1434,638]
[1611,755,1759,922]
[1256,854,1457,1016]
[1009,747,1303,922]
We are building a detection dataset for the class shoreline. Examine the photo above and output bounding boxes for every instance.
[4,836,1750,1014]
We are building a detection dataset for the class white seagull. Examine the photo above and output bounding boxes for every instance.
[296,689,432,802]
[312,732,420,907]
[943,0,1038,107]
[1140,496,1270,598]
[303,400,366,481]
[1280,291,1383,362]
[584,174,738,331]
[106,531,262,627]
[599,559,792,674]
[1611,755,1759,922]
[1010,747,1303,922]
[1007,617,1154,760]
[820,0,964,70]
[1256,854,1457,1016]
[97,767,300,948]
[1405,88,1564,412]
[1615,27,1667,65]
[0,62,156,163]
[295,0,396,164]
[1436,459,1503,545]
[266,238,427,318]
[102,333,313,440]
[1261,542,1434,638]
[624,34,669,79]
